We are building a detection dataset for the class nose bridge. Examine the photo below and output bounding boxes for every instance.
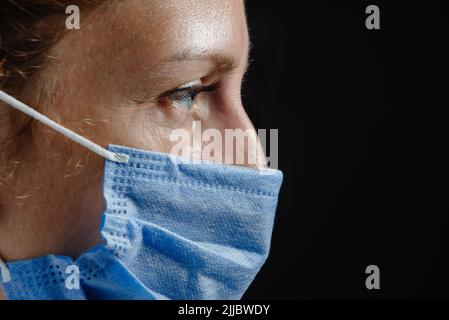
[214,95,253,131]
[207,99,267,168]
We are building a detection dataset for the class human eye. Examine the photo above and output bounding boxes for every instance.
[158,80,220,111]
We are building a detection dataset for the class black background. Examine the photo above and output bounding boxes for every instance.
[242,0,448,299]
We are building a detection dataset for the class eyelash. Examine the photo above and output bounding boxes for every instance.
[170,87,202,102]
[160,82,220,110]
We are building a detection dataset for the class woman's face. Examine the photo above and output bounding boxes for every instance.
[0,0,262,267]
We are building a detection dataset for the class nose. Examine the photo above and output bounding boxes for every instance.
[200,99,268,169]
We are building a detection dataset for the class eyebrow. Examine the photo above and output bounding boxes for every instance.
[165,51,248,74]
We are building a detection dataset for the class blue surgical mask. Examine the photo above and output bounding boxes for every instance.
[0,90,283,300]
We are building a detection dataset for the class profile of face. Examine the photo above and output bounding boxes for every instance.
[0,0,266,294]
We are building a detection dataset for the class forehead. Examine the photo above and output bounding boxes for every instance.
[47,0,249,101]
[87,0,249,68]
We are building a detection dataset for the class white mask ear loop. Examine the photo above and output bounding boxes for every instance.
[0,90,129,164]
[0,257,11,284]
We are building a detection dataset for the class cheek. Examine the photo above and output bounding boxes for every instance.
[192,98,211,121]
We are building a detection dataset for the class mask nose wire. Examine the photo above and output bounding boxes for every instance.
[0,256,11,283]
[0,90,129,164]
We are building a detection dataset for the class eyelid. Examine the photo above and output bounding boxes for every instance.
[177,79,203,90]
[159,79,221,100]
[158,79,203,99]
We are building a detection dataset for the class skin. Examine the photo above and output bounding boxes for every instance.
[0,0,265,299]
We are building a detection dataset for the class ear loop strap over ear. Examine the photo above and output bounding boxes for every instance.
[0,90,129,164]
[0,257,11,283]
